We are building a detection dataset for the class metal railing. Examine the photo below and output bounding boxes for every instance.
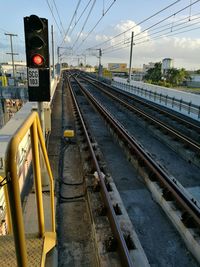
[112,80,200,120]
[4,111,55,266]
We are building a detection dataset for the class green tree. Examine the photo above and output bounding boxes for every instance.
[195,69,200,74]
[166,68,189,85]
[144,62,162,82]
[85,64,92,68]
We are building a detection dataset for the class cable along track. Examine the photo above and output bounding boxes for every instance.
[71,74,200,264]
[78,75,200,208]
[67,77,138,267]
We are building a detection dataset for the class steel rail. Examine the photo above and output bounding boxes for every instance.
[85,75,200,133]
[73,76,200,229]
[81,76,200,153]
[66,77,134,267]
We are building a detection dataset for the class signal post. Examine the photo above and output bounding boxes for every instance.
[24,15,51,185]
[24,15,50,103]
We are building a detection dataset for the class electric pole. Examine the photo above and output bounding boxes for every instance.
[51,25,55,78]
[97,48,102,78]
[128,31,134,83]
[4,33,18,85]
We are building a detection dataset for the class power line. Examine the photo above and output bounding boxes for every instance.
[0,27,9,33]
[69,0,93,36]
[72,0,97,49]
[45,0,63,36]
[86,0,181,51]
[100,0,200,53]
[61,0,82,45]
[143,23,200,43]
[103,20,200,55]
[103,13,200,53]
[76,0,117,50]
[52,0,65,34]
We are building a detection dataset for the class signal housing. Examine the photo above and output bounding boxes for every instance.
[24,15,49,68]
[24,15,50,102]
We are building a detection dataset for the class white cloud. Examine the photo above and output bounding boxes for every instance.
[64,35,71,43]
[82,20,200,70]
[129,36,200,69]
[79,32,87,39]
[115,20,142,36]
[95,34,110,42]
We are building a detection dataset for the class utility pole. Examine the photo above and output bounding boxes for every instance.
[51,25,55,78]
[4,33,18,85]
[128,31,134,83]
[97,48,102,78]
[57,46,64,75]
[82,54,86,66]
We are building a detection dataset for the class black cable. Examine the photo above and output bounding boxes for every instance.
[60,0,82,46]
[0,176,9,187]
[58,78,85,200]
[85,0,181,51]
[87,0,200,54]
[102,22,200,55]
[61,180,84,186]
[102,15,200,53]
[45,0,63,36]
[59,196,85,203]
[52,0,66,35]
[76,0,117,49]
[59,192,86,201]
[72,0,97,49]
[69,0,93,37]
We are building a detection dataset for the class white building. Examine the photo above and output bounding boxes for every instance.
[162,58,173,74]
[0,61,27,79]
[143,62,155,73]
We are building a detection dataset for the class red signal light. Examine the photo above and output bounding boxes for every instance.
[32,54,44,66]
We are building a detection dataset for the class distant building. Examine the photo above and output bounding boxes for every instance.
[0,61,27,79]
[162,58,173,74]
[130,68,143,81]
[131,72,144,81]
[143,62,155,73]
[108,63,127,72]
[186,74,200,88]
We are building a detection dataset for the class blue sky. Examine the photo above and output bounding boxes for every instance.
[1,0,200,69]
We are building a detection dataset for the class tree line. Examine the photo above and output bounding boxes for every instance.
[144,62,191,87]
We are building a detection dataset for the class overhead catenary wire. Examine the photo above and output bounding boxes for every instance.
[72,0,97,49]
[69,0,93,36]
[99,0,200,54]
[85,0,181,51]
[60,0,82,46]
[76,0,117,50]
[45,0,63,36]
[102,13,200,53]
[103,21,200,55]
[52,0,66,35]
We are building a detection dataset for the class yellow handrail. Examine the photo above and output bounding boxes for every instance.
[5,111,55,267]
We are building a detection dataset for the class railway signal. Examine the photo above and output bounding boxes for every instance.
[24,15,50,101]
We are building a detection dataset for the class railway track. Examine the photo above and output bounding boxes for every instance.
[81,75,200,157]
[75,74,200,197]
[65,71,200,265]
[67,77,135,267]
[85,74,200,137]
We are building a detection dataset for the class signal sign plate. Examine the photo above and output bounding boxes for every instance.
[28,68,39,87]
